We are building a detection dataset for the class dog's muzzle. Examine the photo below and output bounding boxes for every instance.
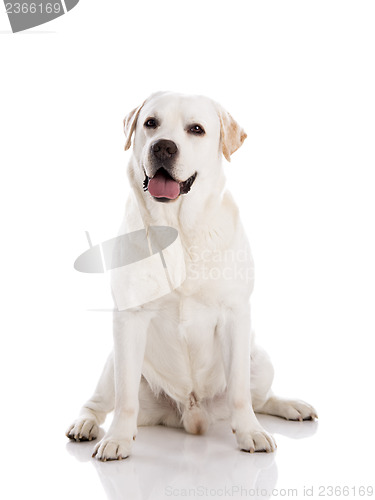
[143,168,197,202]
[144,139,196,201]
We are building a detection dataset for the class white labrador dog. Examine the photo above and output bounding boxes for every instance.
[66,91,317,461]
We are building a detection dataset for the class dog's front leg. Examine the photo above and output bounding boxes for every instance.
[92,309,149,461]
[220,306,276,453]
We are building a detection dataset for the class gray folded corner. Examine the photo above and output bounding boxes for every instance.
[5,0,80,33]
[64,0,79,11]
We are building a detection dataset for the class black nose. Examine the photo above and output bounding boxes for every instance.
[151,139,178,162]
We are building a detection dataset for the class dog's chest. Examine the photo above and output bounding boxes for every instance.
[143,292,227,402]
[140,206,253,402]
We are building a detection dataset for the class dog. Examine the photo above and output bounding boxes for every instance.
[66,91,317,461]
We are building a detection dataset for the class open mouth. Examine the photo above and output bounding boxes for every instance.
[143,168,197,202]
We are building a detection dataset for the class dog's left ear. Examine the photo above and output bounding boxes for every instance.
[123,101,145,151]
[217,106,247,162]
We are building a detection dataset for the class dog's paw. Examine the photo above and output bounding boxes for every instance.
[276,399,318,421]
[234,427,277,453]
[92,436,132,461]
[259,396,318,421]
[66,418,99,442]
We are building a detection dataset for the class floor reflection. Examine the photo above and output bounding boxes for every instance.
[66,415,318,500]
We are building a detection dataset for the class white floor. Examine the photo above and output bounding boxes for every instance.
[59,410,373,500]
[3,302,374,500]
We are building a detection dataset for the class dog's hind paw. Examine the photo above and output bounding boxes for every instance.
[66,418,99,442]
[282,400,318,421]
[259,396,318,421]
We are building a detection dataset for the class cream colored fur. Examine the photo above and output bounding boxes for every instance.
[66,92,317,461]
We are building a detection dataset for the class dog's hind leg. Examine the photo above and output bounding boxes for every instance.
[250,343,275,412]
[66,354,183,442]
[66,352,115,442]
[251,344,318,421]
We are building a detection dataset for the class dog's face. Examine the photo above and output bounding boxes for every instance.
[124,92,247,203]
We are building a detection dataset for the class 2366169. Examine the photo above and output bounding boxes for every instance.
[318,486,373,496]
[5,3,61,14]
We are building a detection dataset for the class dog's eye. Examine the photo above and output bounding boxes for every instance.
[144,118,158,129]
[188,124,205,135]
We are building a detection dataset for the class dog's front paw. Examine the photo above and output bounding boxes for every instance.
[234,427,276,453]
[66,418,99,442]
[92,435,133,461]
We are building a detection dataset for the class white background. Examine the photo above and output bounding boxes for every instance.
[1,1,374,499]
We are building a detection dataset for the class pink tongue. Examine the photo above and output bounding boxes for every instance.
[148,170,180,199]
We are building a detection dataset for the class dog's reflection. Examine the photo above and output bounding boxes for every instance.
[66,417,317,500]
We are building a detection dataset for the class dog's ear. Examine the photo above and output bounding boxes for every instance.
[123,101,145,151]
[217,107,247,162]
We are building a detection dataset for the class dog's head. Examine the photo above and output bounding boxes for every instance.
[124,91,247,203]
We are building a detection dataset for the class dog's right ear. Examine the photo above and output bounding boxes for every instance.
[123,101,145,151]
